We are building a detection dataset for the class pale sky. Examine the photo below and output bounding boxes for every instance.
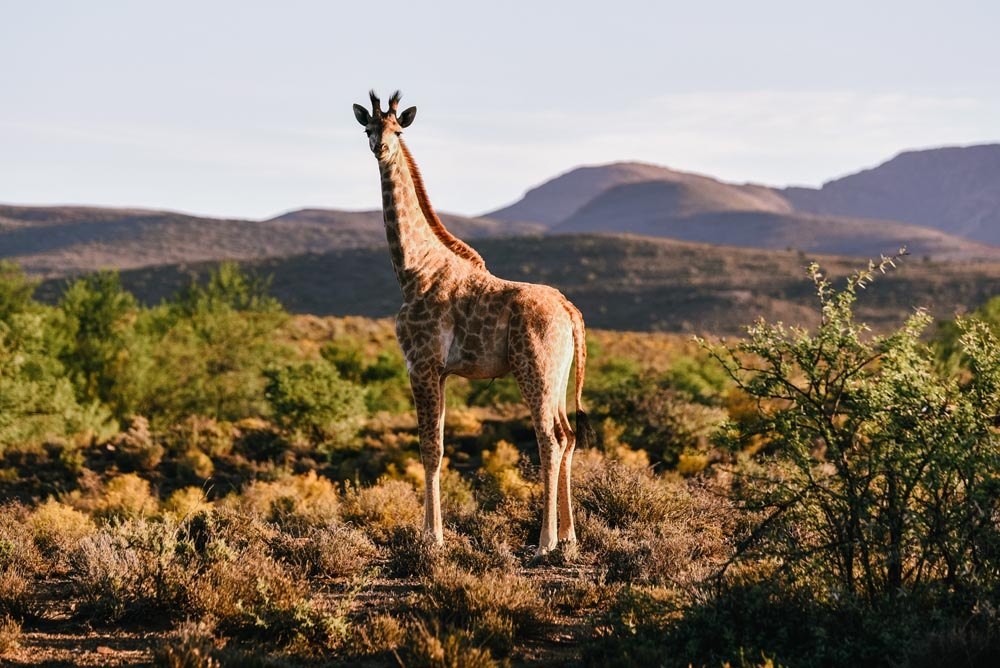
[2,1,998,220]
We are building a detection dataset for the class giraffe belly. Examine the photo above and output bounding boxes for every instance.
[443,333,510,379]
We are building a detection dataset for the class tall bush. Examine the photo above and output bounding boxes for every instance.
[707,254,1000,599]
[0,264,113,449]
[115,264,291,423]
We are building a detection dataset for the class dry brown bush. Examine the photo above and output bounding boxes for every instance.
[233,470,339,529]
[416,563,553,656]
[162,487,212,520]
[383,525,444,578]
[69,518,192,622]
[341,478,423,541]
[352,613,407,658]
[401,620,503,668]
[110,415,164,472]
[573,459,672,530]
[399,458,478,520]
[69,472,159,522]
[27,499,96,566]
[152,619,219,668]
[164,416,236,459]
[176,448,214,481]
[575,466,734,588]
[478,440,536,507]
[444,529,520,575]
[0,504,45,619]
[189,549,308,638]
[269,522,379,579]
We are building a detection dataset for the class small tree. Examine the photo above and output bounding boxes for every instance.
[0,261,37,322]
[59,271,137,408]
[706,253,1000,599]
[264,360,366,445]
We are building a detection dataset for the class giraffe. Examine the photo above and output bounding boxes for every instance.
[352,90,590,555]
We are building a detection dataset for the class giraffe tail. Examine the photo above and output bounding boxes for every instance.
[566,299,593,450]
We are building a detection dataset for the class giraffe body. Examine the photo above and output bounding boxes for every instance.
[353,91,588,554]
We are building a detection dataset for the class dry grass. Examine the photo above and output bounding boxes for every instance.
[152,620,219,668]
[0,614,21,657]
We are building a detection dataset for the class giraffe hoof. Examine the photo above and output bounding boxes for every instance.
[530,539,580,566]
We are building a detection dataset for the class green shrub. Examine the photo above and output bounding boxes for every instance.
[0,310,114,450]
[114,264,291,425]
[0,261,36,322]
[263,359,366,444]
[706,254,1000,599]
[591,378,727,467]
[322,341,411,413]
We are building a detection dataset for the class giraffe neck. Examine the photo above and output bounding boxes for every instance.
[378,140,484,300]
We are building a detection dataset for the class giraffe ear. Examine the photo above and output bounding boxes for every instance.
[353,104,370,126]
[398,106,417,128]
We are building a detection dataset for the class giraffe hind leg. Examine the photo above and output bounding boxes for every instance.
[556,405,577,543]
[551,336,577,544]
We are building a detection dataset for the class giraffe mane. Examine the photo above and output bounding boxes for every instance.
[399,140,487,270]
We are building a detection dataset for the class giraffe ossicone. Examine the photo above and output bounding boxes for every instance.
[353,90,590,555]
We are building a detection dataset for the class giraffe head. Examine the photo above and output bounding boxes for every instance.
[353,90,417,163]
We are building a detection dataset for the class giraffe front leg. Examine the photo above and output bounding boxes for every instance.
[411,372,446,544]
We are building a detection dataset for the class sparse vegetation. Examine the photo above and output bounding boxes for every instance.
[1,259,999,665]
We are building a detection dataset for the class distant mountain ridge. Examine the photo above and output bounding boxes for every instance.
[783,144,1000,244]
[0,204,541,276]
[3,143,1000,278]
[487,145,1000,259]
[488,161,793,226]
